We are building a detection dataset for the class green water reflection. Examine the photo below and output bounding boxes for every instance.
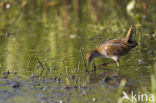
[0,0,156,103]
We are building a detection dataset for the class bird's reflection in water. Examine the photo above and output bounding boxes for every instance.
[89,68,121,87]
[88,67,137,94]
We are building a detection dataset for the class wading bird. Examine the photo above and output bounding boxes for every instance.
[86,26,138,68]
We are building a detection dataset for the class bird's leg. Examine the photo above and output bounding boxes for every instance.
[115,59,120,68]
[92,60,96,71]
[112,57,120,68]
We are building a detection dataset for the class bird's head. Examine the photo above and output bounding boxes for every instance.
[86,50,99,65]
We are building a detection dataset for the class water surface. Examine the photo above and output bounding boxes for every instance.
[0,0,156,103]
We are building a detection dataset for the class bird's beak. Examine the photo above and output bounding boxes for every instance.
[87,57,92,66]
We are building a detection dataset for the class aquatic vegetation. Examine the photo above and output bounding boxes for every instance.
[0,0,156,103]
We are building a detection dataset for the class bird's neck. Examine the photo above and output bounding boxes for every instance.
[92,50,103,58]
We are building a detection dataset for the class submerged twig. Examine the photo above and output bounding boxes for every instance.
[80,49,88,72]
[74,61,80,87]
[57,74,61,85]
[65,66,71,88]
[82,72,89,87]
[37,58,45,76]
[45,63,50,76]
[26,55,32,70]
[79,77,82,88]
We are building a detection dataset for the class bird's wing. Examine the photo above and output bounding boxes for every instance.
[103,39,128,56]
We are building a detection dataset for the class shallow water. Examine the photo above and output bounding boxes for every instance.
[0,0,156,103]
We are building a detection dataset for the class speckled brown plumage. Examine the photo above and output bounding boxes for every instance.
[87,26,138,68]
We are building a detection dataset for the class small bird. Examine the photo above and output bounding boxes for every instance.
[86,26,138,68]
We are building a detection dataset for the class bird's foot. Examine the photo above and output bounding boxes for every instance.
[97,62,115,67]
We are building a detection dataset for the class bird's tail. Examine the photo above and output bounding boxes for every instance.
[125,25,133,43]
